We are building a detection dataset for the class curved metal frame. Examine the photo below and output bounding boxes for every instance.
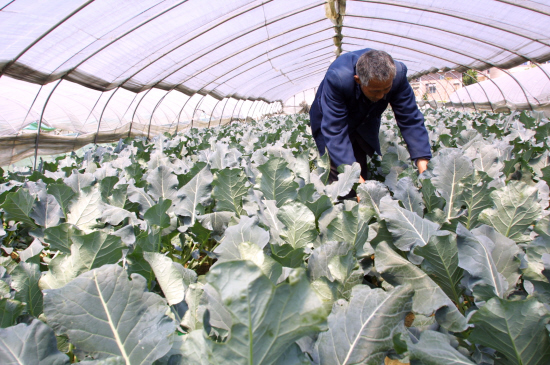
[207,99,222,128]
[34,79,63,170]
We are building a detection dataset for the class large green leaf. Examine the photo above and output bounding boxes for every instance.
[47,183,76,219]
[326,202,372,254]
[212,168,248,215]
[40,231,125,289]
[357,180,390,218]
[44,264,176,363]
[180,260,327,365]
[1,188,37,229]
[326,163,361,202]
[431,148,473,220]
[379,196,439,252]
[393,177,424,217]
[456,224,507,300]
[469,297,550,365]
[256,157,299,207]
[408,330,475,365]
[44,223,78,254]
[414,231,464,307]
[174,165,213,227]
[143,252,197,306]
[67,186,105,231]
[479,181,541,242]
[0,298,24,328]
[375,241,468,332]
[419,177,445,214]
[272,202,317,267]
[213,216,269,262]
[10,262,42,317]
[144,198,171,229]
[313,285,413,365]
[146,165,179,202]
[472,225,522,290]
[30,190,63,228]
[457,171,495,230]
[0,319,70,365]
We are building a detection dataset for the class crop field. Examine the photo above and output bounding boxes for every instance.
[1,109,550,364]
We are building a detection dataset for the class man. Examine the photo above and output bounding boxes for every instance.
[309,49,431,186]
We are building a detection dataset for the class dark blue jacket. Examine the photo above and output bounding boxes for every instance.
[309,48,432,168]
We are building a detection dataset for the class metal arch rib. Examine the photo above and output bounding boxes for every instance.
[494,0,550,16]
[0,0,95,77]
[349,0,550,47]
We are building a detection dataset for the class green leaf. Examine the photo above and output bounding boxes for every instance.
[256,157,299,207]
[457,171,495,230]
[67,186,105,231]
[181,261,327,364]
[44,223,78,254]
[213,216,270,263]
[469,297,550,365]
[472,225,522,290]
[147,165,179,202]
[11,262,43,317]
[326,162,361,202]
[479,181,542,242]
[432,148,473,220]
[326,203,372,253]
[380,196,439,252]
[144,198,172,228]
[305,195,333,224]
[272,202,317,267]
[357,180,390,218]
[30,191,63,229]
[420,177,445,214]
[212,168,248,215]
[1,189,37,229]
[313,285,413,365]
[375,241,468,332]
[277,202,317,250]
[174,165,213,227]
[415,231,464,308]
[40,231,125,289]
[143,252,197,305]
[0,320,70,364]
[99,176,120,201]
[456,224,507,301]
[0,298,24,328]
[43,264,176,363]
[394,177,424,217]
[408,330,475,365]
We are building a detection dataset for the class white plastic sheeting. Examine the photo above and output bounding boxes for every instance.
[450,64,550,115]
[1,0,550,165]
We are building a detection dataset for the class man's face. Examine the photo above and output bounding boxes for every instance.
[354,75,393,102]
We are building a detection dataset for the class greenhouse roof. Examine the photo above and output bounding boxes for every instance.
[1,0,550,165]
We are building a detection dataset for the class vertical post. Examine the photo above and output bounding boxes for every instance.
[218,98,230,126]
[207,99,222,128]
[174,95,193,135]
[191,95,207,128]
[34,79,62,171]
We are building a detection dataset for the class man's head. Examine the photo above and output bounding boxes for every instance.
[354,50,396,102]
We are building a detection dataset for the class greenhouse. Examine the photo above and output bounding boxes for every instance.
[1,1,550,364]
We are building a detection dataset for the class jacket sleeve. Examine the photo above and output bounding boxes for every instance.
[389,64,432,160]
[320,70,356,167]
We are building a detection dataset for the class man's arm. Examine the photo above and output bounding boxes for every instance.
[388,63,432,165]
[319,70,357,168]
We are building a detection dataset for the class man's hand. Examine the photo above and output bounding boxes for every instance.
[416,158,429,174]
[357,175,365,202]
